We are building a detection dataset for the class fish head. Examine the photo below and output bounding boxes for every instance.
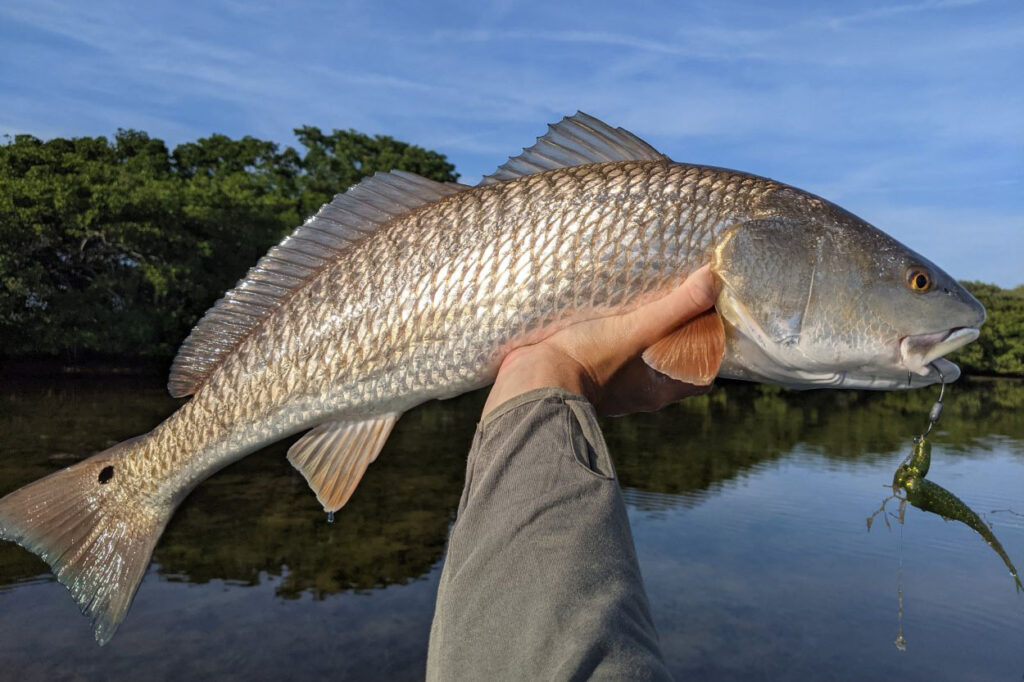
[712,190,985,390]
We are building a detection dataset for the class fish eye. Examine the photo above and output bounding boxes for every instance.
[905,267,932,293]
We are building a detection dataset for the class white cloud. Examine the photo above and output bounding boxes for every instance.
[812,0,987,30]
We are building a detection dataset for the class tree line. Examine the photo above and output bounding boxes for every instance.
[0,130,1020,376]
[0,128,457,362]
[948,282,1024,377]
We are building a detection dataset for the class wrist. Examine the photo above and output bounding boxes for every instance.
[483,345,595,419]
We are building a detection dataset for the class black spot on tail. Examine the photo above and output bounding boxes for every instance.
[98,466,114,484]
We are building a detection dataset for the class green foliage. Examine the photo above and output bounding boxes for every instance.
[293,126,457,216]
[949,282,1024,377]
[0,128,1018,378]
[0,128,458,363]
[0,131,184,358]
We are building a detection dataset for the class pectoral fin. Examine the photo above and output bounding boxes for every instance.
[287,414,400,512]
[641,310,726,385]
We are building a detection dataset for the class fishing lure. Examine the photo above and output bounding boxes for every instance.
[869,370,1022,649]
[890,374,1022,593]
[891,443,1023,595]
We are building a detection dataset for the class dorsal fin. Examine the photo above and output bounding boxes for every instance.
[168,172,470,398]
[480,111,668,185]
[287,414,400,512]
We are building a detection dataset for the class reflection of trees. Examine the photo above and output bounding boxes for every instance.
[1,376,1021,595]
[0,376,184,587]
[606,378,1024,508]
[154,399,474,598]
[0,378,478,596]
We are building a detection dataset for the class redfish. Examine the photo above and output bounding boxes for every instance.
[0,112,984,643]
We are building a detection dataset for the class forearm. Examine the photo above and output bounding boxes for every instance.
[427,388,671,681]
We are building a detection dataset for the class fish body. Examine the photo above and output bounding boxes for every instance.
[135,161,779,498]
[0,113,985,643]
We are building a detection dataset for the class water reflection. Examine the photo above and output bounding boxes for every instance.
[1,377,1022,595]
[610,378,1024,508]
[2,376,1024,681]
[0,375,474,596]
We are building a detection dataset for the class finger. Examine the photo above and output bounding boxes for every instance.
[617,265,720,351]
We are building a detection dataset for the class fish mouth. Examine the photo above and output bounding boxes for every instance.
[899,327,980,377]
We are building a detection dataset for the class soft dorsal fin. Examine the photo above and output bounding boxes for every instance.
[480,111,668,185]
[641,310,726,386]
[168,172,470,398]
[287,414,401,512]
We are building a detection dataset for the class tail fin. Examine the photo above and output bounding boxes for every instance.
[0,437,172,645]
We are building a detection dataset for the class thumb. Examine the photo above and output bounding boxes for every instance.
[619,265,720,351]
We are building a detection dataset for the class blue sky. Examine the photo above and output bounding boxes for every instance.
[1,0,1021,285]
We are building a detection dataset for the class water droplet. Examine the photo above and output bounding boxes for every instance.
[327,511,335,524]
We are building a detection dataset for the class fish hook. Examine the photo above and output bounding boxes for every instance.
[920,363,946,438]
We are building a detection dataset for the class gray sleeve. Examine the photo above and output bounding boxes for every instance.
[426,387,672,682]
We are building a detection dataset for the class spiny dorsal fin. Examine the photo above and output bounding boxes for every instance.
[168,172,470,398]
[641,310,726,386]
[480,111,668,185]
[287,414,400,512]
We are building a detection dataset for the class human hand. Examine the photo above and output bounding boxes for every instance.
[482,265,721,419]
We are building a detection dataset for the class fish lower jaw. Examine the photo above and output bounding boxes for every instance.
[899,327,980,376]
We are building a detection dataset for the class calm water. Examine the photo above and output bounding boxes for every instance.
[0,375,1022,681]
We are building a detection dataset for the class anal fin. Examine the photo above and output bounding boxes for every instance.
[641,310,726,386]
[287,414,400,512]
